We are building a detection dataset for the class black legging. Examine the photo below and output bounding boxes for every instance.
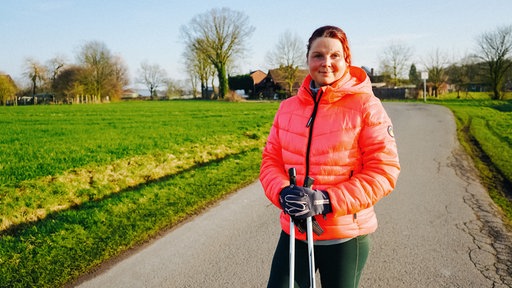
[267,231,370,288]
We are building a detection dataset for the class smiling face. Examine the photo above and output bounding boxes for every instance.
[307,37,348,88]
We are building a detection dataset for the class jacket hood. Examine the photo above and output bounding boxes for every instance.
[298,66,373,104]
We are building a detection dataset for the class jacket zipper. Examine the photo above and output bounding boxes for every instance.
[304,90,322,178]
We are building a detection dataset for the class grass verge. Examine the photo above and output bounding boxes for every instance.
[434,99,512,225]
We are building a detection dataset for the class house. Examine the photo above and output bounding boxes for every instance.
[121,88,140,99]
[227,70,268,99]
[250,70,267,86]
[255,68,309,99]
[361,66,387,88]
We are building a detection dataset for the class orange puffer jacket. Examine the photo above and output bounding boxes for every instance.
[260,66,400,241]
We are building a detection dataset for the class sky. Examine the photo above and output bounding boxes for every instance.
[1,0,511,88]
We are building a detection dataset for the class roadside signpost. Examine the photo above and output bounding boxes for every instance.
[421,71,428,102]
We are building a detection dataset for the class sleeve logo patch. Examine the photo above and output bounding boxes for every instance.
[387,125,395,138]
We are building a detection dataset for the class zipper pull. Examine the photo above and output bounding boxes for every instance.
[306,116,313,127]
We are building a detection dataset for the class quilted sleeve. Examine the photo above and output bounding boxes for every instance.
[327,96,400,216]
[259,106,289,208]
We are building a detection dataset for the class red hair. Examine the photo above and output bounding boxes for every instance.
[307,26,351,66]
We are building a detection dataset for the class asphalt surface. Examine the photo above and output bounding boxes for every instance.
[71,103,512,288]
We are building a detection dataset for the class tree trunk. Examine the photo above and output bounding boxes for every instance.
[493,87,501,100]
[217,65,228,99]
[201,82,207,99]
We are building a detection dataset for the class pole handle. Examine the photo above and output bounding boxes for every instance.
[288,168,296,186]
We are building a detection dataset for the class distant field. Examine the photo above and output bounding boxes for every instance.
[0,100,279,287]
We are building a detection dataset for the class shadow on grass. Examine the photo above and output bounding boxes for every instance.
[489,99,512,112]
[0,147,262,287]
[1,148,256,238]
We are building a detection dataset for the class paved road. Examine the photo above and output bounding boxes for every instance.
[71,103,512,288]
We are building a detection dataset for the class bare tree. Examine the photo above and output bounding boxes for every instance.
[181,7,254,99]
[108,55,130,101]
[476,25,512,100]
[379,42,413,87]
[46,55,67,92]
[423,48,449,97]
[137,61,167,99]
[446,59,469,98]
[266,30,306,97]
[24,58,47,96]
[183,43,215,99]
[165,78,185,98]
[186,65,199,99]
[76,41,121,102]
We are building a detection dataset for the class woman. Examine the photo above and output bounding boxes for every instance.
[260,25,400,288]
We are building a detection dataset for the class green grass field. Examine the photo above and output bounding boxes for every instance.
[0,101,279,287]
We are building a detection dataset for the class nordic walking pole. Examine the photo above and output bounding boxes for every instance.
[303,177,316,288]
[306,218,316,288]
[288,168,297,288]
[288,168,316,288]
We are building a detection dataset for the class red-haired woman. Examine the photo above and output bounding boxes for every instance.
[260,25,400,287]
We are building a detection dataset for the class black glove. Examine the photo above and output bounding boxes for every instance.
[280,185,331,219]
